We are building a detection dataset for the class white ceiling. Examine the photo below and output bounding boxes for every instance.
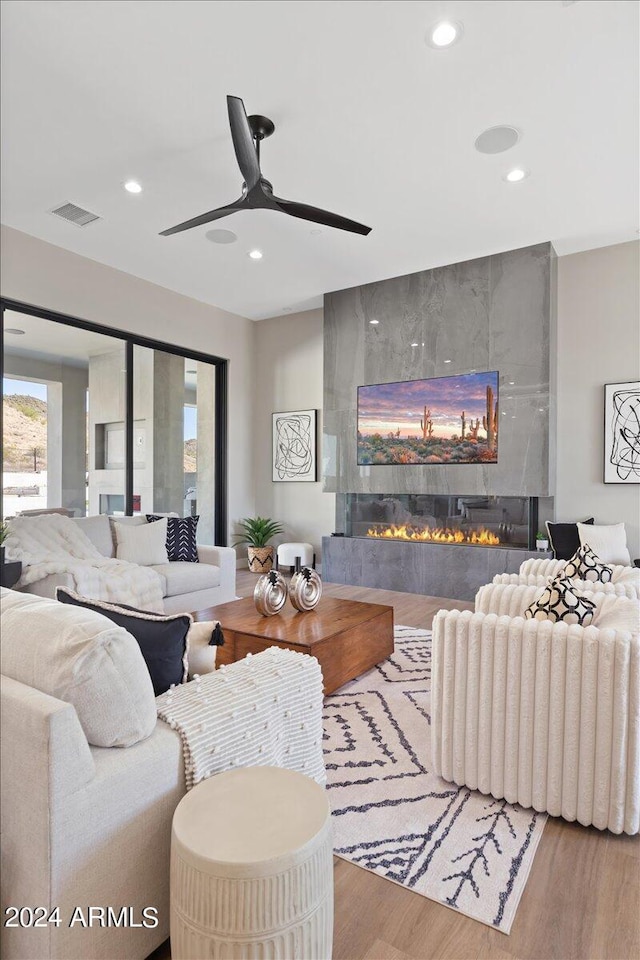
[1,0,638,321]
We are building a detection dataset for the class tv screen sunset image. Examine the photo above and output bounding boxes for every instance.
[357,371,499,465]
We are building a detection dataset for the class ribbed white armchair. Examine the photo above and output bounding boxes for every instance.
[492,572,639,600]
[431,586,640,835]
[519,556,640,587]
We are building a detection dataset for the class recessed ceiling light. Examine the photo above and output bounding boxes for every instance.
[4,328,25,335]
[475,126,520,155]
[426,20,463,48]
[508,380,515,385]
[444,359,452,363]
[369,319,379,325]
[123,180,142,194]
[504,167,529,183]
[206,229,237,244]
[310,229,322,236]
[248,249,263,260]
[411,342,419,347]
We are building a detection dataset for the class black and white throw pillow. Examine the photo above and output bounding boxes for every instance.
[56,587,191,696]
[545,517,594,561]
[564,543,613,583]
[525,576,596,626]
[146,515,199,563]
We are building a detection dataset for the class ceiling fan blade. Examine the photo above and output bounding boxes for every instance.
[273,196,371,236]
[159,199,245,236]
[227,95,261,190]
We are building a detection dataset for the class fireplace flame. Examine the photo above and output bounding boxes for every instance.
[366,524,500,545]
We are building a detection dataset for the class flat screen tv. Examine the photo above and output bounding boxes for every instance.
[357,371,499,465]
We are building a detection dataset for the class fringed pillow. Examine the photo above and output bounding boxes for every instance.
[525,576,596,626]
[564,543,613,583]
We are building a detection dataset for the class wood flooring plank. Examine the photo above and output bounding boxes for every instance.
[362,939,415,960]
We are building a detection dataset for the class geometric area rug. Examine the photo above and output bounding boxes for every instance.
[323,626,547,934]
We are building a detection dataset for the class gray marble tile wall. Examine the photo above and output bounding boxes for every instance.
[322,536,551,602]
[323,243,557,501]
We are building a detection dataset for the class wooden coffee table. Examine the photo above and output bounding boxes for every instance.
[192,596,394,694]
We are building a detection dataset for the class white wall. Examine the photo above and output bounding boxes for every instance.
[0,225,255,541]
[253,309,335,562]
[557,240,640,559]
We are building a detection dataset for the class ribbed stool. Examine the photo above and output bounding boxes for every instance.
[276,542,315,573]
[170,766,333,960]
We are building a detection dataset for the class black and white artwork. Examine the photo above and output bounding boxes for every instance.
[604,382,640,483]
[272,409,317,482]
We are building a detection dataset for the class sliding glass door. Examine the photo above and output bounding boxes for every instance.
[1,300,227,544]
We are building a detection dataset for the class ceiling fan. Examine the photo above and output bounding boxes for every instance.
[159,95,371,238]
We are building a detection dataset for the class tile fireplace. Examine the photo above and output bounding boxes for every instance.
[323,494,549,601]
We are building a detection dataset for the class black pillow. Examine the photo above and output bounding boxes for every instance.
[545,518,594,561]
[56,588,190,696]
[146,515,199,563]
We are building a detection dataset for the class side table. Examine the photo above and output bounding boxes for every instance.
[170,766,333,960]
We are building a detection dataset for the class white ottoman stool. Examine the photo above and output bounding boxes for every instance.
[276,541,315,573]
[171,766,333,960]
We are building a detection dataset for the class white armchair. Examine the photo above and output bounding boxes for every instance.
[493,571,639,600]
[431,589,640,835]
[519,556,640,587]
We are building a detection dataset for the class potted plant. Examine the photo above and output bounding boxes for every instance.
[536,530,549,552]
[233,517,284,573]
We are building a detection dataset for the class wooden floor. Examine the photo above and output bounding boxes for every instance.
[151,570,640,960]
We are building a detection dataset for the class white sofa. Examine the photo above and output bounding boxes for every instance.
[13,514,236,614]
[0,588,325,960]
[431,582,640,835]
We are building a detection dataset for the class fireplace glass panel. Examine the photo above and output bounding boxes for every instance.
[345,494,534,548]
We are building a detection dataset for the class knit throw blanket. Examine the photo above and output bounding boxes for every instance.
[5,514,164,611]
[156,646,326,790]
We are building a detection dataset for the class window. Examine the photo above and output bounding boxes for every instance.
[1,300,228,545]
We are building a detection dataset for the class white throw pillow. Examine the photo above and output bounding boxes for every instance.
[114,517,168,566]
[577,522,631,566]
[0,587,156,747]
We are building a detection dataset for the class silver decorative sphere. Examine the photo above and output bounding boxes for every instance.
[254,570,288,616]
[289,567,323,612]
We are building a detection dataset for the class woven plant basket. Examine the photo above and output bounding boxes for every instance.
[247,546,274,574]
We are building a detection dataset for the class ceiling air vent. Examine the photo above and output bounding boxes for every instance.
[50,202,101,227]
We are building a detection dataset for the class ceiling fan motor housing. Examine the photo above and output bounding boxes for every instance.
[248,114,275,140]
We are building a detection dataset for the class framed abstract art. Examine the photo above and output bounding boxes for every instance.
[272,409,317,482]
[604,381,640,483]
